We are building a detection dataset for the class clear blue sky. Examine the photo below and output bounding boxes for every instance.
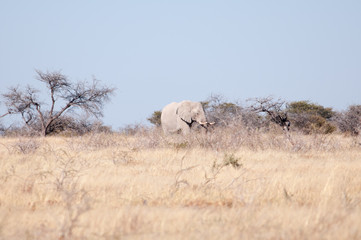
[1,1,360,129]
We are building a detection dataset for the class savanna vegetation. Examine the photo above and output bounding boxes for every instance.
[0,131,360,239]
[0,71,360,239]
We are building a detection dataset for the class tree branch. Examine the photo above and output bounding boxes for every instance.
[248,96,290,131]
[2,71,115,136]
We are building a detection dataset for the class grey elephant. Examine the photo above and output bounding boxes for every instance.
[161,100,214,135]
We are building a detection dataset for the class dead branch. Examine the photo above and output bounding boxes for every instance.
[248,96,291,131]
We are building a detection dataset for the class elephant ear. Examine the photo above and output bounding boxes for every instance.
[176,102,192,123]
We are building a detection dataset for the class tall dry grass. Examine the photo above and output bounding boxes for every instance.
[0,130,360,239]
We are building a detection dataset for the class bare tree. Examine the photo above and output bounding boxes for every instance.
[2,70,115,136]
[335,105,361,136]
[201,94,243,126]
[248,96,290,132]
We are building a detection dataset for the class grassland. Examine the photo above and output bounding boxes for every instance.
[0,131,360,239]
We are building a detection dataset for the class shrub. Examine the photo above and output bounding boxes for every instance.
[287,101,336,134]
[201,95,242,127]
[287,101,334,119]
[147,110,162,127]
[223,153,242,169]
[11,139,40,154]
[1,115,111,137]
[335,105,361,135]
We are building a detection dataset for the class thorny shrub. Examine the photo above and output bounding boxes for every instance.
[335,104,361,136]
[119,121,354,153]
[10,138,40,154]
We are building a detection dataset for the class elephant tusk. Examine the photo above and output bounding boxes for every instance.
[198,121,207,125]
[209,122,215,125]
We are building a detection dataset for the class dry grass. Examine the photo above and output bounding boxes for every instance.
[0,132,360,239]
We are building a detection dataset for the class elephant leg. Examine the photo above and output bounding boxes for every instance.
[178,120,191,135]
[182,126,191,135]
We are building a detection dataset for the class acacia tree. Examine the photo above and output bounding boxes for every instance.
[248,96,291,132]
[2,70,115,136]
[286,101,336,134]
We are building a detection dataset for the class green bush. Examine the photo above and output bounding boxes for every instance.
[147,110,162,127]
[287,101,336,134]
[287,101,334,119]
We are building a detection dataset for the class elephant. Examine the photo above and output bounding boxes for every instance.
[161,100,214,135]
